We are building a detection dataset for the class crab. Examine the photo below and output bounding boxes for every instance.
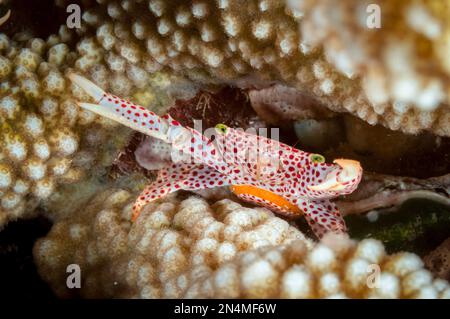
[69,74,363,238]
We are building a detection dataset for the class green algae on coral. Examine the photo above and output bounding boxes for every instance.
[346,199,450,256]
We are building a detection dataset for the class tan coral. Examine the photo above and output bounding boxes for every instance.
[34,189,312,298]
[34,189,449,299]
[292,0,450,136]
[186,237,450,298]
[0,29,160,227]
[54,0,450,136]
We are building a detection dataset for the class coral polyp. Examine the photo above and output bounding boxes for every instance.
[34,189,450,299]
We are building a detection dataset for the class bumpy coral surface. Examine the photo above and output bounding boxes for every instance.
[53,0,449,135]
[34,189,450,298]
[0,17,183,226]
[294,0,450,136]
[34,189,312,298]
[0,31,116,227]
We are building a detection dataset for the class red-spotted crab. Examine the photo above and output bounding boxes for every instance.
[69,74,363,238]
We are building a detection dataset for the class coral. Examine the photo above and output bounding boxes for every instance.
[34,189,312,298]
[249,84,333,126]
[34,189,450,298]
[0,29,159,227]
[53,0,449,135]
[294,0,450,134]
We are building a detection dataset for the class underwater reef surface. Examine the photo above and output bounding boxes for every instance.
[32,190,450,298]
[0,0,448,299]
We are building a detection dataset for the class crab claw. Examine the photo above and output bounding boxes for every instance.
[308,159,362,192]
[68,73,106,102]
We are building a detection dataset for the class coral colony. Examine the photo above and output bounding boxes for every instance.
[0,0,449,300]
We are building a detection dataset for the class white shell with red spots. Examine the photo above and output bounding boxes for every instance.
[72,75,362,239]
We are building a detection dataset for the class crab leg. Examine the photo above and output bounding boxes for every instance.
[69,74,222,166]
[69,73,172,140]
[297,199,347,239]
[132,162,232,221]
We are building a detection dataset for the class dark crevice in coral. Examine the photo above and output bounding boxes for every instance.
[2,0,68,39]
[0,215,55,300]
[291,114,449,179]
[346,198,450,256]
[168,87,260,129]
[109,132,155,179]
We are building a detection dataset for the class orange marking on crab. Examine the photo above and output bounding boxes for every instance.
[230,184,303,215]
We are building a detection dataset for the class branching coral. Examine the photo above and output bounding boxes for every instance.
[52,0,449,136]
[34,189,449,298]
[293,0,449,132]
[33,189,312,298]
[0,27,178,227]
[188,235,450,298]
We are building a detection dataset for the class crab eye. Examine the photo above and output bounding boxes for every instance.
[215,123,228,135]
[310,154,325,164]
